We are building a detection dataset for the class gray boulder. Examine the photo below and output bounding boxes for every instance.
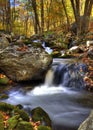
[78,110,93,130]
[0,36,9,50]
[0,45,52,81]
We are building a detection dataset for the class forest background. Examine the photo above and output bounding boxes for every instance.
[0,0,93,38]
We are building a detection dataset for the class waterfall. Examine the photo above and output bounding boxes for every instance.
[45,69,54,86]
[29,62,87,96]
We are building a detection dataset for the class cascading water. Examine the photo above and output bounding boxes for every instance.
[2,58,93,130]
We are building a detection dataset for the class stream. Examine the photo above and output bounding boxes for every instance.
[1,58,93,130]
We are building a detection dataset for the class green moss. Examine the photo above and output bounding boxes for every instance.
[0,102,29,121]
[0,102,14,112]
[31,107,51,127]
[8,115,20,129]
[0,94,9,99]
[51,51,61,58]
[0,76,9,85]
[38,125,52,130]
[16,121,34,130]
[14,108,29,121]
[0,112,4,130]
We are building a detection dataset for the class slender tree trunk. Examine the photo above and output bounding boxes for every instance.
[40,0,44,33]
[6,0,11,32]
[70,0,81,36]
[62,0,70,31]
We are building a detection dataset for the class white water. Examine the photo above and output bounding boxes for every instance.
[28,85,69,96]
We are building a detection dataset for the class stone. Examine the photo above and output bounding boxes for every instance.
[0,45,52,82]
[78,110,93,130]
[0,75,9,85]
[38,125,52,130]
[0,36,9,50]
[31,107,51,127]
[8,115,20,130]
[88,47,93,59]
[16,121,34,130]
[86,41,93,47]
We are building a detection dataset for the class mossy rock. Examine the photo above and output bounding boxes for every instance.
[0,111,4,130]
[0,102,29,121]
[38,125,52,130]
[0,76,9,85]
[51,51,61,58]
[31,42,42,48]
[31,107,51,127]
[0,94,9,99]
[0,102,14,112]
[14,108,29,121]
[16,121,34,130]
[8,115,20,130]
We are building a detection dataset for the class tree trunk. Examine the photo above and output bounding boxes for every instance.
[70,0,81,36]
[81,0,93,33]
[32,0,41,34]
[6,0,11,32]
[71,0,93,36]
[62,0,70,31]
[40,0,44,33]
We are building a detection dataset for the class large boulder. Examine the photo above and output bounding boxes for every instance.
[0,45,52,82]
[78,110,93,130]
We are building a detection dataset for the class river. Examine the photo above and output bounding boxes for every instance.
[2,58,93,130]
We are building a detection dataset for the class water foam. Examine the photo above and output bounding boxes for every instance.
[27,85,68,96]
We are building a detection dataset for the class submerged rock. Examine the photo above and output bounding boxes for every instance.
[0,45,52,82]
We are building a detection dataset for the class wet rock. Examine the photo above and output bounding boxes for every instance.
[31,107,51,127]
[0,45,52,82]
[86,41,93,47]
[78,110,93,130]
[69,46,83,54]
